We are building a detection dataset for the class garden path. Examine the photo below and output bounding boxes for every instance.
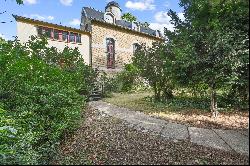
[89,101,249,156]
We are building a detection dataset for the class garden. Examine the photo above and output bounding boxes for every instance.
[0,0,249,165]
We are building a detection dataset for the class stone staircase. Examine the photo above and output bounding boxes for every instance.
[89,82,103,101]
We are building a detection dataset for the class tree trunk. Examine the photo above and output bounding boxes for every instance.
[210,81,218,118]
[153,83,161,102]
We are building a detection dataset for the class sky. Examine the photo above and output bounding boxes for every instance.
[0,0,184,41]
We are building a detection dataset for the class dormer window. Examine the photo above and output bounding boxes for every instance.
[132,22,140,31]
[133,43,140,54]
[155,30,161,37]
[104,12,115,24]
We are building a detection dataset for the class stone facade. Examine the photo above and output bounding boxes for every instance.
[91,21,163,72]
[14,1,165,73]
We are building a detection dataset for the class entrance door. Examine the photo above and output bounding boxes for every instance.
[107,38,115,69]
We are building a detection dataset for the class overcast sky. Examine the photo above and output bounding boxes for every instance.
[0,0,184,40]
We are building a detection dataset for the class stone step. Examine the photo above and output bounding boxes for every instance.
[89,96,102,101]
[90,94,101,98]
[90,91,102,95]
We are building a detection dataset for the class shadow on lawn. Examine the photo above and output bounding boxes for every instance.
[105,92,249,130]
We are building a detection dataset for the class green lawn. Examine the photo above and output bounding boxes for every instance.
[103,92,249,130]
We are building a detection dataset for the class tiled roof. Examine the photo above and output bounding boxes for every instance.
[116,20,132,29]
[83,7,163,39]
[83,7,104,21]
[140,26,157,36]
[105,1,121,10]
[13,15,90,34]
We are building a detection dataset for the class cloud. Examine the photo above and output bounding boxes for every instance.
[149,11,185,35]
[47,16,54,20]
[154,11,171,24]
[69,19,80,26]
[149,23,174,35]
[125,0,155,11]
[25,14,54,21]
[60,0,73,6]
[164,1,170,7]
[23,0,38,5]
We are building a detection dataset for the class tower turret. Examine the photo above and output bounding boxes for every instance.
[105,1,122,20]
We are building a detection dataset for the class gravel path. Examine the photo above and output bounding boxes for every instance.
[89,101,249,156]
[54,102,249,165]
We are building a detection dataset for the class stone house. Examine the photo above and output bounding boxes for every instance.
[14,1,164,73]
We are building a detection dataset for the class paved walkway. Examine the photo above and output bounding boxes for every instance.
[89,101,249,156]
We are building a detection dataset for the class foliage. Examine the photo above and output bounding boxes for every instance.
[116,64,139,92]
[99,64,149,96]
[165,0,249,115]
[15,0,23,4]
[133,42,175,101]
[122,13,137,22]
[0,37,94,164]
[122,13,150,27]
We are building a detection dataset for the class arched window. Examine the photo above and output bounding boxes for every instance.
[133,43,140,55]
[104,13,115,24]
[106,38,115,69]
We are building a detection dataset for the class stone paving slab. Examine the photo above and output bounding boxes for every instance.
[161,122,189,140]
[135,120,165,134]
[214,129,249,155]
[89,101,249,156]
[189,127,232,151]
[237,129,249,137]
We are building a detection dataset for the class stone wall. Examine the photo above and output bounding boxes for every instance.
[91,22,163,72]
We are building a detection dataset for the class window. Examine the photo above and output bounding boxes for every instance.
[69,32,76,43]
[62,31,69,42]
[37,26,43,35]
[76,34,81,43]
[104,13,114,24]
[36,26,81,43]
[45,28,52,38]
[54,30,59,40]
[133,43,140,54]
[106,38,115,69]
[155,30,161,37]
[132,22,140,31]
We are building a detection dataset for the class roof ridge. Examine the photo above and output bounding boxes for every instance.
[12,14,90,34]
[84,6,104,14]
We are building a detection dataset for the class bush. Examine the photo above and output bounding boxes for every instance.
[0,37,94,164]
[100,64,150,96]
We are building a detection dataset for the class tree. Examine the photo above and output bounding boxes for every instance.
[165,0,249,117]
[122,13,137,22]
[122,13,150,28]
[133,42,175,101]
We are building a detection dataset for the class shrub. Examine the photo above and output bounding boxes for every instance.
[100,64,150,96]
[0,37,94,164]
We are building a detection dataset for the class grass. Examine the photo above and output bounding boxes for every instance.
[103,91,210,114]
[103,92,249,130]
